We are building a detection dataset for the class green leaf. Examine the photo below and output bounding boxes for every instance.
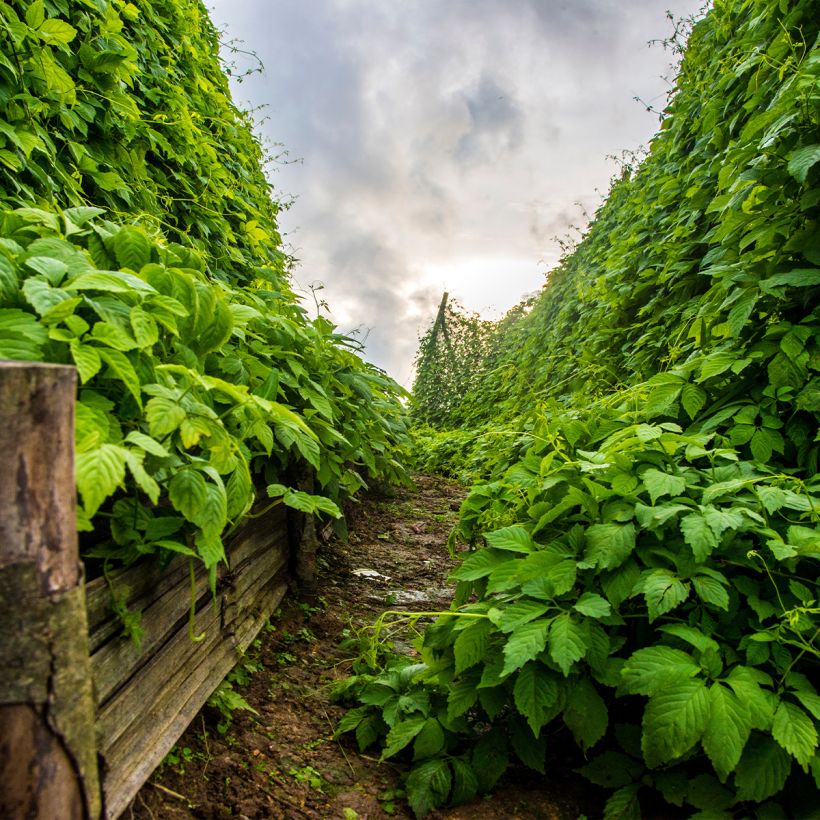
[563,676,607,752]
[453,618,493,675]
[510,718,547,773]
[0,308,49,360]
[130,305,159,348]
[25,0,45,28]
[621,646,700,696]
[548,612,587,676]
[603,784,641,820]
[123,450,160,504]
[70,341,101,383]
[513,662,560,735]
[584,523,636,570]
[193,480,227,538]
[485,525,534,553]
[449,758,479,805]
[451,548,513,582]
[38,19,78,45]
[413,718,445,760]
[498,599,550,633]
[787,144,820,183]
[574,592,611,619]
[382,715,427,760]
[111,226,152,270]
[640,570,690,622]
[702,683,752,781]
[771,701,817,768]
[692,575,729,610]
[642,678,710,767]
[681,383,707,419]
[168,468,208,523]
[406,758,451,817]
[502,618,551,676]
[734,734,791,802]
[578,751,642,789]
[97,348,142,407]
[470,728,508,792]
[447,677,479,721]
[76,444,127,516]
[124,431,170,458]
[643,469,686,504]
[145,395,186,438]
[195,530,225,570]
[680,512,720,561]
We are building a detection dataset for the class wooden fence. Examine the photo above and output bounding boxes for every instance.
[0,362,315,819]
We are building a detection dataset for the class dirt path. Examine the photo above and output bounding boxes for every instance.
[131,475,598,820]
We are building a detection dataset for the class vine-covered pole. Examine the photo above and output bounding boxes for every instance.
[0,362,101,819]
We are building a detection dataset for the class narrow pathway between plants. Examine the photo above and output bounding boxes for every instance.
[132,475,597,820]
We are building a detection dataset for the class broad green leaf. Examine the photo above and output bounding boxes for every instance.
[513,662,560,735]
[510,718,547,772]
[640,570,690,622]
[193,480,227,538]
[195,531,225,569]
[76,443,127,515]
[584,523,636,570]
[470,728,508,791]
[449,758,479,805]
[485,525,534,553]
[787,144,820,183]
[574,592,611,619]
[502,618,551,676]
[681,383,707,419]
[692,575,729,610]
[771,701,817,768]
[111,226,152,270]
[642,678,709,767]
[123,450,160,504]
[0,308,49,360]
[577,751,642,789]
[406,758,451,817]
[97,348,142,407]
[70,341,101,383]
[680,512,720,561]
[382,715,427,759]
[451,548,513,582]
[124,431,169,458]
[413,717,446,760]
[548,612,587,676]
[499,599,549,633]
[642,469,686,504]
[603,784,641,820]
[734,734,791,802]
[621,646,700,696]
[39,19,78,45]
[145,395,186,438]
[168,468,208,523]
[130,305,159,348]
[447,677,479,721]
[454,619,493,675]
[702,683,752,781]
[563,676,607,751]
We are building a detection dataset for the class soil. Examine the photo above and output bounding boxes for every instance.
[130,474,603,820]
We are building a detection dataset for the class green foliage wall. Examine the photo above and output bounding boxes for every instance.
[0,0,409,587]
[343,2,820,817]
[0,0,285,282]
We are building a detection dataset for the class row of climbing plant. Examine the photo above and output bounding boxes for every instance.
[0,0,410,594]
[339,1,819,817]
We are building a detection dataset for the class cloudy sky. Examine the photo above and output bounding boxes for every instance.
[208,0,705,386]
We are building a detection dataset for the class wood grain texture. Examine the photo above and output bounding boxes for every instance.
[88,504,290,819]
[0,362,101,820]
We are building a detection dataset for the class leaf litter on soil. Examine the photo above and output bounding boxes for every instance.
[130,474,600,819]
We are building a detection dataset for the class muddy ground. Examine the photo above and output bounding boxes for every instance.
[130,474,602,820]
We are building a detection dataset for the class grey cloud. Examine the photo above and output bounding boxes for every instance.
[209,0,707,377]
[454,75,524,166]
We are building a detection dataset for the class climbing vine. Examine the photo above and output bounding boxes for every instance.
[337,1,820,817]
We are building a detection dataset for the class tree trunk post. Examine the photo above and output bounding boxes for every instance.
[0,362,101,819]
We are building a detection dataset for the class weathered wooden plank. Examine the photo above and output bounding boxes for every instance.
[101,575,288,819]
[87,500,292,819]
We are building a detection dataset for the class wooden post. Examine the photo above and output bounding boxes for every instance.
[0,362,101,819]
